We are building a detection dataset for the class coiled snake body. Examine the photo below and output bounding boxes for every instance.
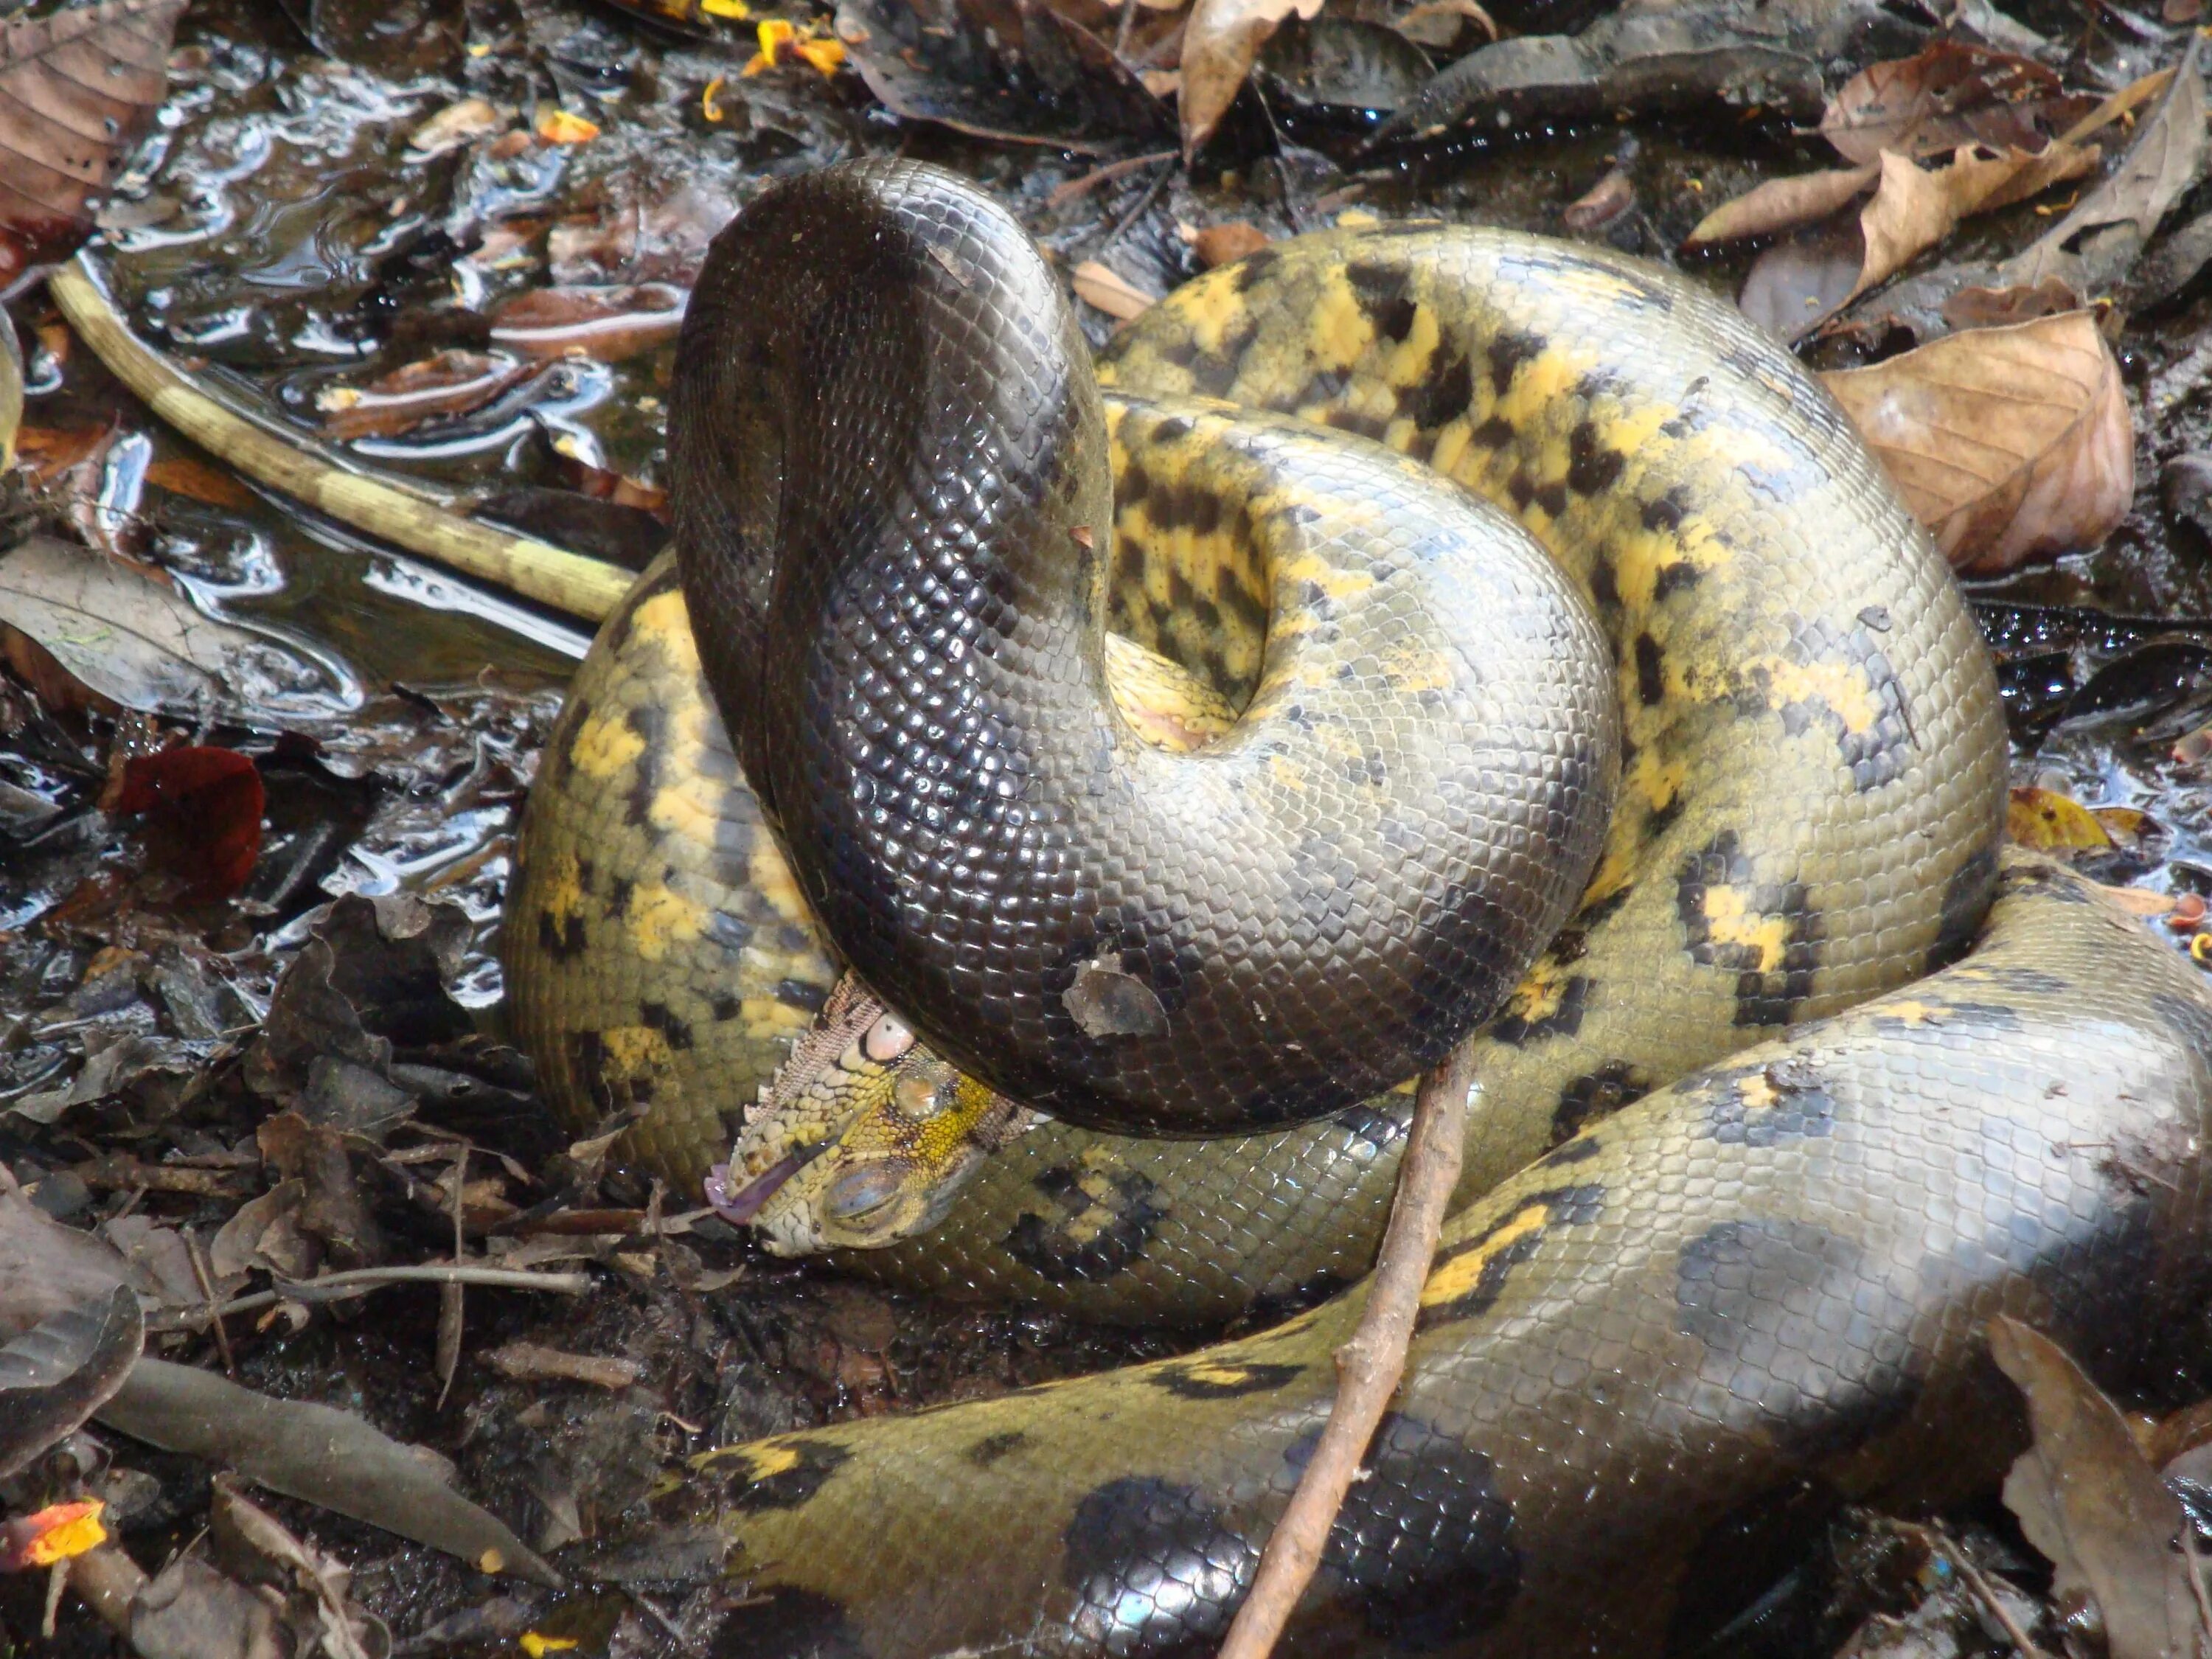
[502,161,2212,1652]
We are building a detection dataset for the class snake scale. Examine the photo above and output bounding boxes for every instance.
[501,161,2212,1652]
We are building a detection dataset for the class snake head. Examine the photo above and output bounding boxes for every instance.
[717,974,1037,1252]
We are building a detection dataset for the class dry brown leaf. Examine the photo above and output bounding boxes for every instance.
[1821,41,2096,164]
[1989,1318,2203,1659]
[1683,162,1878,251]
[1180,0,1324,159]
[1823,310,2132,573]
[1941,276,2082,330]
[0,0,186,285]
[1071,260,1158,321]
[1189,221,1272,267]
[1736,142,2098,339]
[2007,35,2207,294]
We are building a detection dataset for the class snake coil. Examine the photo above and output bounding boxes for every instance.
[501,161,2212,1655]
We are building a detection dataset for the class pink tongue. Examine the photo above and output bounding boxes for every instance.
[704,1153,804,1224]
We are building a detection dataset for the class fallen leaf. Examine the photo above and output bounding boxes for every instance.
[1821,310,2132,572]
[145,456,254,509]
[0,0,187,285]
[0,1191,143,1340]
[2008,786,2113,851]
[1559,162,1635,234]
[487,285,686,364]
[744,16,846,77]
[1941,276,2081,329]
[1821,41,2097,164]
[1683,161,1879,251]
[1719,140,2096,337]
[129,1554,285,1659]
[0,1500,107,1571]
[533,108,599,145]
[108,745,265,900]
[835,0,1168,151]
[1989,1317,2201,1659]
[1180,0,1325,159]
[1254,15,1432,119]
[317,351,535,441]
[406,97,507,160]
[211,1479,387,1659]
[0,535,335,723]
[2006,32,2208,296]
[99,1358,560,1587]
[0,1286,142,1480]
[1071,260,1157,321]
[1188,222,1272,267]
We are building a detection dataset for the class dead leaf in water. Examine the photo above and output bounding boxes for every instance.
[0,0,187,285]
[317,351,535,441]
[487,285,685,364]
[1989,1317,2203,1659]
[1820,41,2096,164]
[835,0,1170,154]
[1181,0,1325,159]
[1821,311,2132,573]
[0,535,310,721]
[108,745,266,900]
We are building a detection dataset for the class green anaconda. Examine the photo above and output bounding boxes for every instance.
[500,161,2212,1652]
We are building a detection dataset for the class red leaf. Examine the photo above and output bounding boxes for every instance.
[113,746,264,899]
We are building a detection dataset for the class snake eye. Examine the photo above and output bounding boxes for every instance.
[860,1012,914,1064]
[823,1162,909,1224]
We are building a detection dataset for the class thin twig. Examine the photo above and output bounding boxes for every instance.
[1217,1040,1475,1659]
[1093,159,1175,256]
[145,1265,593,1331]
[182,1226,236,1377]
[1890,1523,2054,1659]
[1046,149,1177,210]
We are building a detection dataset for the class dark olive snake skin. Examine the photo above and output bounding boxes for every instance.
[498,160,2212,1652]
[667,163,1618,1135]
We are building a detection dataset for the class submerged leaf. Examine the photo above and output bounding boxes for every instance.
[1822,311,2132,572]
[109,746,265,900]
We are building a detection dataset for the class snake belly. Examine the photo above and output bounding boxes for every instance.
[494,170,2212,1652]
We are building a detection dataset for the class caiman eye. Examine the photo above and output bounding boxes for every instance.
[824,1162,908,1222]
[860,1012,914,1064]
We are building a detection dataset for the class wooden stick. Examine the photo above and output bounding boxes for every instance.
[47,258,634,624]
[1217,1040,1474,1659]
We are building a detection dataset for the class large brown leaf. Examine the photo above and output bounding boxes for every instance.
[1823,310,2132,574]
[1731,142,2097,340]
[1989,1318,2205,1659]
[2006,29,2208,296]
[1821,41,2096,164]
[0,0,187,285]
[1180,0,1324,159]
